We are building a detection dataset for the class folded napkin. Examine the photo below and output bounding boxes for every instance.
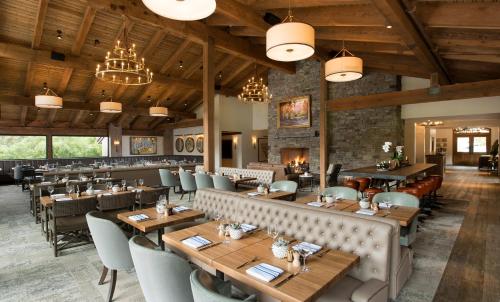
[269,188,280,193]
[128,214,149,222]
[241,223,257,233]
[51,193,66,199]
[247,192,261,197]
[173,206,190,213]
[182,235,212,249]
[378,202,393,209]
[55,197,72,202]
[93,190,103,193]
[292,242,322,254]
[307,201,323,207]
[40,182,52,185]
[246,263,284,282]
[102,193,113,196]
[356,209,376,216]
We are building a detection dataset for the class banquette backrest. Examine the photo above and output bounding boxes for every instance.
[218,167,275,186]
[193,189,394,286]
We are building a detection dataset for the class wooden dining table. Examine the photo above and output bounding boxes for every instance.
[239,188,296,200]
[295,195,419,227]
[118,206,204,250]
[163,221,359,302]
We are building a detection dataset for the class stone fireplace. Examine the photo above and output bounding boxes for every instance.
[280,148,310,173]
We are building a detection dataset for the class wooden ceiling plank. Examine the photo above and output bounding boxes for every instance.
[86,0,295,74]
[71,110,87,127]
[417,3,500,30]
[250,0,370,9]
[182,60,203,79]
[327,78,500,111]
[57,68,74,96]
[222,61,253,86]
[32,0,48,49]
[216,0,269,33]
[19,106,29,127]
[170,90,198,110]
[140,29,167,60]
[156,118,203,130]
[23,62,35,97]
[112,85,128,100]
[371,0,451,83]
[47,109,57,127]
[160,39,191,74]
[148,117,167,129]
[71,6,97,55]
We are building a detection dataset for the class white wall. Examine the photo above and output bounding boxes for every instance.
[252,102,269,130]
[173,126,203,156]
[121,136,164,156]
[401,76,430,90]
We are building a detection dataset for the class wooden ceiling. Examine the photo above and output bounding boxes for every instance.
[0,0,499,133]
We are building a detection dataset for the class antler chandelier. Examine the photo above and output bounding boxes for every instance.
[96,23,153,86]
[238,65,272,103]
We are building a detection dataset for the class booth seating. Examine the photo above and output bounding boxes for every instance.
[247,162,299,182]
[183,189,412,301]
[218,167,274,187]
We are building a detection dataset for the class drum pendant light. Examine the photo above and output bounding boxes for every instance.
[141,0,216,21]
[266,3,315,62]
[35,82,63,109]
[100,101,122,113]
[325,42,363,82]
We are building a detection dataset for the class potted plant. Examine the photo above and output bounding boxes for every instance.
[272,237,290,259]
[382,142,404,170]
[229,223,244,240]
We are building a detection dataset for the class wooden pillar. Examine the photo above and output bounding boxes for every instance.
[319,60,328,189]
[46,134,53,159]
[203,37,215,172]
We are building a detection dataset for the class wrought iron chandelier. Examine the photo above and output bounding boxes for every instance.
[237,65,272,103]
[96,23,153,86]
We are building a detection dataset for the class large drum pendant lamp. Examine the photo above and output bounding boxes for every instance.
[100,101,122,113]
[266,7,315,62]
[141,0,216,21]
[149,106,168,117]
[35,83,63,109]
[325,45,363,82]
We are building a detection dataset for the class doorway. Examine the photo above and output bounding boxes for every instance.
[453,128,491,166]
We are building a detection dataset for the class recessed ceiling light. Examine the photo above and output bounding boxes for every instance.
[386,25,392,29]
[178,61,183,69]
[56,30,63,39]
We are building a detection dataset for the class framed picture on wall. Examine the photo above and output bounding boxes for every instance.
[258,137,268,162]
[196,136,204,153]
[277,95,311,128]
[185,137,195,153]
[130,136,157,155]
[175,137,184,152]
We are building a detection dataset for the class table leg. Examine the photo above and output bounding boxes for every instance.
[158,228,165,251]
[385,180,390,192]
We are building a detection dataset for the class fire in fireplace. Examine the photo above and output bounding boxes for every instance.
[280,148,309,173]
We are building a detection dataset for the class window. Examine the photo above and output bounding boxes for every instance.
[52,136,109,158]
[0,136,47,159]
[456,137,470,153]
[473,137,487,153]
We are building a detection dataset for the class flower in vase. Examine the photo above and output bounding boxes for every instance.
[382,142,392,153]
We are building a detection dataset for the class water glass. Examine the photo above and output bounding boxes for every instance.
[156,199,165,214]
[87,183,93,190]
[47,185,54,196]
[267,225,279,239]
[121,179,127,187]
[299,249,312,272]
[138,178,144,186]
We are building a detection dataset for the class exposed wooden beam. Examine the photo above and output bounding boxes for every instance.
[139,29,166,60]
[0,42,203,92]
[86,0,295,74]
[0,95,197,119]
[160,39,191,74]
[114,113,129,127]
[84,78,97,102]
[249,0,370,9]
[327,78,500,111]
[157,118,203,130]
[171,90,198,110]
[319,60,327,189]
[56,68,74,96]
[148,117,167,129]
[112,85,128,100]
[215,56,234,75]
[127,115,140,129]
[71,6,97,55]
[32,0,48,49]
[216,0,269,33]
[19,106,28,126]
[23,62,35,97]
[371,0,451,83]
[203,37,215,172]
[71,110,87,127]
[222,61,253,86]
[0,126,163,136]
[46,109,57,127]
[182,60,203,79]
[93,113,108,128]
[417,3,500,30]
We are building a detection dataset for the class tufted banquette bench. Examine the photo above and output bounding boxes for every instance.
[218,167,275,187]
[186,189,412,301]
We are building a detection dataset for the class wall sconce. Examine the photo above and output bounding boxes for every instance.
[252,136,257,148]
[233,136,238,149]
[113,139,120,152]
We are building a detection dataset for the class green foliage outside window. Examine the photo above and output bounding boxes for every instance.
[0,136,47,160]
[52,136,105,158]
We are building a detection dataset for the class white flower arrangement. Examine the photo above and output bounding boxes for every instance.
[382,142,404,160]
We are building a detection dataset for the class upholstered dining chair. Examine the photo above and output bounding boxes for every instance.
[137,187,169,209]
[195,173,215,190]
[270,180,298,201]
[129,235,194,302]
[212,175,236,192]
[373,192,419,247]
[86,211,134,302]
[326,164,342,186]
[322,186,358,200]
[159,169,181,193]
[190,269,257,302]
[179,171,197,201]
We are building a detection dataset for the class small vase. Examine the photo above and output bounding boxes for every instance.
[229,228,243,240]
[272,245,289,259]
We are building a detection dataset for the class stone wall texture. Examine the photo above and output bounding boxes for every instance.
[268,60,404,172]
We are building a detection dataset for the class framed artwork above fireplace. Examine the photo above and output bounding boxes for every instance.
[277,95,311,128]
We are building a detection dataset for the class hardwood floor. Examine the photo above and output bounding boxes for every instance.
[433,166,500,302]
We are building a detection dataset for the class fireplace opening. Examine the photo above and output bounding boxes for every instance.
[280,148,309,173]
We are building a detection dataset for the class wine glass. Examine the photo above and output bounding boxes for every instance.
[223,225,231,245]
[138,178,144,186]
[121,179,127,187]
[106,171,111,179]
[47,185,54,197]
[106,181,112,191]
[65,184,73,196]
[214,213,224,232]
[267,225,279,240]
[299,249,312,272]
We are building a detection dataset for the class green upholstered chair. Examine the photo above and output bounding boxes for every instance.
[212,175,236,192]
[195,173,215,189]
[322,186,358,200]
[270,180,298,201]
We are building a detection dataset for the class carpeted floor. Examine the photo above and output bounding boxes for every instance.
[0,177,468,302]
